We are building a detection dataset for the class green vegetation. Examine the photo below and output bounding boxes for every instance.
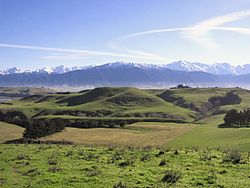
[1,87,250,146]
[0,87,195,121]
[168,114,250,151]
[0,144,249,187]
[0,87,196,138]
[1,87,250,187]
[221,109,250,128]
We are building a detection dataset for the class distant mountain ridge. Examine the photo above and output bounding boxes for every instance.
[0,61,250,87]
[1,61,250,76]
[165,61,250,75]
[0,65,91,75]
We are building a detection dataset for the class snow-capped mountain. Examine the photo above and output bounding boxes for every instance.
[165,61,247,75]
[235,64,250,75]
[1,61,250,87]
[36,65,89,74]
[0,67,24,75]
[1,61,250,76]
[0,65,88,75]
[164,61,207,72]
[101,62,163,69]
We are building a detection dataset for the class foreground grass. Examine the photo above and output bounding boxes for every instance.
[40,122,194,147]
[0,121,24,143]
[169,115,250,151]
[0,144,249,188]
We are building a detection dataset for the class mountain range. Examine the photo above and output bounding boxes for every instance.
[1,61,250,76]
[1,61,250,88]
[165,61,250,75]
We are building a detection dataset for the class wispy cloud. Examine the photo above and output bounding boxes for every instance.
[0,43,163,61]
[183,10,250,47]
[1,10,250,63]
[113,10,250,50]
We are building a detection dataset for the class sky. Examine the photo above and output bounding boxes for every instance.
[0,0,250,70]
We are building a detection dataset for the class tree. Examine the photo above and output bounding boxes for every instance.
[224,109,238,127]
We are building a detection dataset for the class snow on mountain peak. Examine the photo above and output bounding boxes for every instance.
[0,62,250,76]
[165,61,243,75]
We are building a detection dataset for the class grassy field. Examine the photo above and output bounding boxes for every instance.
[1,87,250,187]
[1,87,250,150]
[0,144,249,188]
[168,114,250,151]
[0,121,24,143]
[40,122,195,147]
[167,88,235,108]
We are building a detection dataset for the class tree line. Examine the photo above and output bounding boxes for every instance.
[220,109,250,128]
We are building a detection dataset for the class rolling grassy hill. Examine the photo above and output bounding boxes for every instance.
[0,87,196,121]
[1,86,250,150]
[1,87,250,187]
[0,121,24,143]
[0,87,55,98]
[168,114,250,151]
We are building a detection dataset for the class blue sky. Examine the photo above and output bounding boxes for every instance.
[1,0,250,69]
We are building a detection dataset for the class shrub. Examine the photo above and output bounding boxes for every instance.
[161,170,181,184]
[223,150,242,164]
[155,150,164,157]
[199,150,212,161]
[23,119,65,139]
[48,166,62,173]
[159,159,166,166]
[118,156,135,167]
[48,155,58,165]
[113,182,126,188]
[22,168,40,177]
[16,154,30,160]
[85,169,101,177]
[173,150,179,155]
[140,153,151,161]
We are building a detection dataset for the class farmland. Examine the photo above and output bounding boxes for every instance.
[1,87,250,187]
[0,121,24,143]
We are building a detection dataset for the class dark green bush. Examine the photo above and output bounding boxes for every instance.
[113,182,127,188]
[23,119,65,139]
[223,150,242,164]
[161,170,181,184]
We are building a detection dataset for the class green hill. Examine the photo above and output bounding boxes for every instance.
[1,87,250,140]
[1,87,250,123]
[0,87,194,121]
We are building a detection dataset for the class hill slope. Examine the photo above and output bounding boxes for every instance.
[0,121,24,142]
[0,87,196,124]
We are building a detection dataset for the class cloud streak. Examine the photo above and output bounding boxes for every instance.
[1,10,250,63]
[183,10,250,47]
[0,43,163,61]
[112,10,250,51]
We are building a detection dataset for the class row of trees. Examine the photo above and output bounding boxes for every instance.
[221,109,250,128]
[23,119,66,139]
[0,110,30,127]
[208,92,241,107]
